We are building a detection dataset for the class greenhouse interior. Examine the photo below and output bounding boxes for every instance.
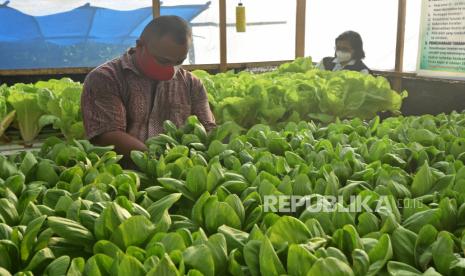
[1,0,465,275]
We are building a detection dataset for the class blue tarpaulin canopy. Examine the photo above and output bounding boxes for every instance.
[0,1,210,69]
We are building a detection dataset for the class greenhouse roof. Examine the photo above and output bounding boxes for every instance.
[0,1,210,69]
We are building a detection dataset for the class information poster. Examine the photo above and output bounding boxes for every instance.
[417,0,465,78]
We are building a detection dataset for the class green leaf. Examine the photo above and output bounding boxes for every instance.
[208,140,227,158]
[287,244,317,276]
[304,218,326,238]
[143,256,160,272]
[126,246,147,263]
[114,254,146,276]
[432,231,456,275]
[4,174,25,196]
[357,212,380,237]
[367,234,393,276]
[19,152,38,176]
[414,224,437,270]
[186,166,208,198]
[147,193,182,223]
[131,151,148,172]
[12,272,34,276]
[244,205,263,232]
[8,89,48,143]
[0,198,19,226]
[0,223,13,239]
[110,216,156,250]
[35,161,59,187]
[228,248,245,276]
[21,215,47,262]
[243,240,261,276]
[266,216,312,247]
[224,194,245,225]
[54,195,74,216]
[186,269,204,276]
[84,254,114,276]
[35,228,54,253]
[93,240,124,259]
[204,196,242,234]
[0,267,12,276]
[352,249,370,276]
[20,202,43,226]
[183,244,215,276]
[438,197,457,231]
[94,202,131,240]
[47,216,94,247]
[402,198,430,220]
[218,225,249,252]
[422,267,442,276]
[259,237,286,276]
[0,240,18,271]
[191,192,210,226]
[147,254,179,276]
[43,189,71,209]
[44,255,70,276]
[332,203,355,230]
[23,247,55,273]
[307,257,354,276]
[206,233,228,276]
[148,232,186,254]
[0,108,15,138]
[411,162,434,197]
[0,156,18,179]
[402,209,440,233]
[47,237,84,261]
[207,164,224,192]
[386,261,422,275]
[285,151,305,167]
[292,174,312,196]
[157,178,195,201]
[240,163,257,184]
[391,227,417,267]
[331,225,363,258]
[315,247,348,264]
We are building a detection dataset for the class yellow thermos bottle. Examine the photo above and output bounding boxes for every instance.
[236,2,246,32]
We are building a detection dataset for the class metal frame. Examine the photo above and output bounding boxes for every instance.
[219,0,227,72]
[0,0,461,88]
[393,0,407,91]
[152,0,160,18]
[295,0,306,58]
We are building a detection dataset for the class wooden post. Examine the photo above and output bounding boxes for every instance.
[152,0,160,18]
[393,0,407,91]
[219,0,227,72]
[295,0,306,58]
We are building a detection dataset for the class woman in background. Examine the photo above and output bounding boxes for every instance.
[317,31,371,74]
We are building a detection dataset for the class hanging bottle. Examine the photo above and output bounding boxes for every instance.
[236,2,246,32]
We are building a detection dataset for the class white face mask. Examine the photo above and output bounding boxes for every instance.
[336,51,352,63]
[173,65,181,78]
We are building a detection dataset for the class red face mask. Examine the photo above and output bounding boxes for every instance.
[135,45,176,81]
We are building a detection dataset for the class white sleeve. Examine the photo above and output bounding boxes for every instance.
[316,60,326,70]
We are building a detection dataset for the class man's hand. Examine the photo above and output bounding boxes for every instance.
[91,131,148,169]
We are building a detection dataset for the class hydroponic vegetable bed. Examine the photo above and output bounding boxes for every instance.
[1,60,464,276]
[0,58,405,145]
[0,110,465,275]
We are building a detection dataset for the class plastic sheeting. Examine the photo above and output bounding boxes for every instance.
[0,1,210,69]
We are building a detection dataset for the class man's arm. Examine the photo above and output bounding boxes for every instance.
[190,76,216,131]
[91,131,147,157]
